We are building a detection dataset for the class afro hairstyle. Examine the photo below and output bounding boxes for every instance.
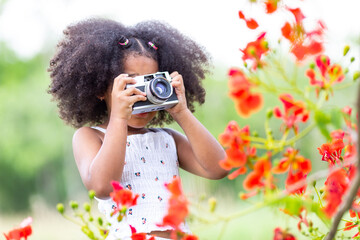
[48,18,211,128]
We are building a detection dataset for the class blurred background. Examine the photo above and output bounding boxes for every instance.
[0,0,359,239]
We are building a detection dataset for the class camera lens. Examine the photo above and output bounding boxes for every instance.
[146,77,173,104]
[155,82,167,95]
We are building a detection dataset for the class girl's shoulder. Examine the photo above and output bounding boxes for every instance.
[73,126,104,145]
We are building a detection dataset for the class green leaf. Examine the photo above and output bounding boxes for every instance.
[330,108,343,129]
[283,196,302,216]
[314,110,331,140]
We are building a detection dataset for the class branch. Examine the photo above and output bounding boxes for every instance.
[324,83,360,240]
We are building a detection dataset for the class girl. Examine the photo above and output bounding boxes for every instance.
[48,18,227,239]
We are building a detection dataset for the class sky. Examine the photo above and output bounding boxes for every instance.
[0,0,359,69]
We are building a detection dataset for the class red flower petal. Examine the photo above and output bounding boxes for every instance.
[131,233,147,240]
[111,181,124,191]
[344,221,357,231]
[165,177,183,196]
[182,234,199,240]
[238,11,259,29]
[272,158,290,174]
[281,22,292,40]
[243,171,263,191]
[287,7,305,24]
[228,166,247,180]
[264,0,278,14]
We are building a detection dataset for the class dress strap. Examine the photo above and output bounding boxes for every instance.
[91,126,107,134]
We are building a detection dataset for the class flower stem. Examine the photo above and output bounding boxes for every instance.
[284,123,316,146]
[217,220,229,240]
[314,185,324,208]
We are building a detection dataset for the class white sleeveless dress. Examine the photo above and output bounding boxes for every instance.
[91,127,190,240]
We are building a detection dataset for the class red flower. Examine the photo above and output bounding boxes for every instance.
[273,227,297,240]
[181,234,199,240]
[342,106,355,129]
[238,11,259,29]
[273,94,309,134]
[281,7,325,61]
[228,68,263,117]
[323,169,350,217]
[317,139,344,166]
[272,148,311,194]
[157,177,190,237]
[240,32,270,70]
[243,154,273,191]
[3,217,32,240]
[131,233,152,240]
[306,55,345,99]
[264,0,279,14]
[291,41,323,62]
[219,121,257,179]
[110,181,139,217]
[285,170,307,195]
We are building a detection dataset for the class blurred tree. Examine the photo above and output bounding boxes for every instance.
[0,42,73,212]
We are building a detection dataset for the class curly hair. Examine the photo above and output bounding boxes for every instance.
[48,18,211,128]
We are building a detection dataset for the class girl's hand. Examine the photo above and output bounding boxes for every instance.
[110,74,147,120]
[167,71,188,117]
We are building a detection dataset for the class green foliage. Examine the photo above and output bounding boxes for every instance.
[0,42,72,212]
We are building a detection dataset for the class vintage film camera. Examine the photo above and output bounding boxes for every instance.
[126,71,178,114]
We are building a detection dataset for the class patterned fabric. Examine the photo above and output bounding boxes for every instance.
[91,127,190,238]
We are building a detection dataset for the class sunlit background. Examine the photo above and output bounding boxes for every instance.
[0,0,359,239]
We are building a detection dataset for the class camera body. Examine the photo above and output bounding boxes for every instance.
[126,71,178,114]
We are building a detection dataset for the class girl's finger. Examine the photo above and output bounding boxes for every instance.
[123,87,146,96]
[170,71,179,78]
[113,74,136,90]
[129,95,147,104]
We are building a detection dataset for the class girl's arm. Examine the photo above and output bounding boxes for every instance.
[167,72,228,179]
[72,74,146,198]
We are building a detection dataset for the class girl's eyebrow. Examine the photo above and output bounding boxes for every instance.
[127,73,138,77]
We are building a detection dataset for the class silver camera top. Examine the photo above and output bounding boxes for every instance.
[129,71,172,87]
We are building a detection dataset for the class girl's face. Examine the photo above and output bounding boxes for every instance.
[122,54,159,129]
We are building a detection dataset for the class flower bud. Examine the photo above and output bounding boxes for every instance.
[57,203,65,214]
[98,217,104,226]
[81,226,95,239]
[353,71,360,81]
[321,55,327,64]
[309,62,315,69]
[351,57,355,62]
[252,131,259,137]
[249,47,256,57]
[70,200,79,210]
[343,45,350,56]
[120,206,127,214]
[312,181,316,187]
[244,62,248,68]
[88,190,96,200]
[83,202,91,212]
[266,109,273,119]
[261,40,269,50]
[208,197,217,212]
[266,128,273,136]
[199,193,207,201]
[88,216,94,222]
[344,68,349,74]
